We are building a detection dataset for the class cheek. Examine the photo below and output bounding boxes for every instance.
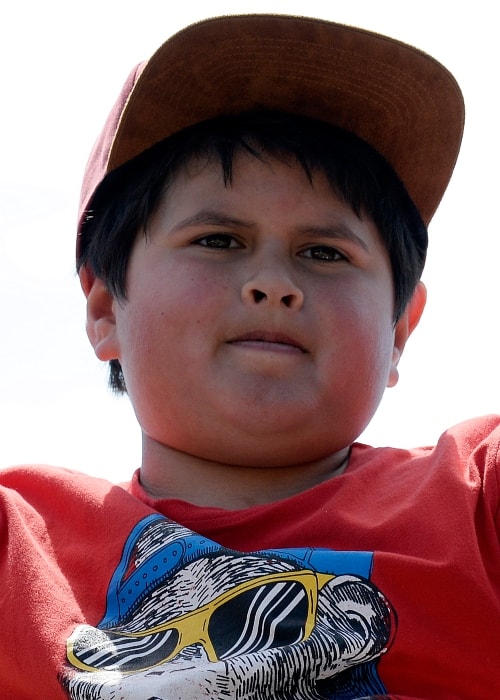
[320,281,396,382]
[116,269,230,375]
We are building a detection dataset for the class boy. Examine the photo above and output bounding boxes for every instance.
[0,13,498,700]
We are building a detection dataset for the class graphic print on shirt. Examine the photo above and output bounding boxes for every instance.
[62,514,397,699]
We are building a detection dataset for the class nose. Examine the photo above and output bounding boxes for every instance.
[241,264,304,310]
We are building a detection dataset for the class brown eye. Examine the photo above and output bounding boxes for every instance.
[194,234,239,249]
[302,246,347,262]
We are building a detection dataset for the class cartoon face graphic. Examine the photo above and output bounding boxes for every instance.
[63,515,395,699]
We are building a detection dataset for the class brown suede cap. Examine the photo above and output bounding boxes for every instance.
[78,14,464,237]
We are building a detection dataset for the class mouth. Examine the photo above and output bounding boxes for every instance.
[227,330,307,353]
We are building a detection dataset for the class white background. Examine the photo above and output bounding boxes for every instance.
[1,1,498,482]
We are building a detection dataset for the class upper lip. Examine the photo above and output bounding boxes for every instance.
[227,330,308,352]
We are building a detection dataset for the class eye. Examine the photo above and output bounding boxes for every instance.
[193,233,241,249]
[301,245,348,262]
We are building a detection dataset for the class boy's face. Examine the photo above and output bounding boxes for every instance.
[88,153,422,468]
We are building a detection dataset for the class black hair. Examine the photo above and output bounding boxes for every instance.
[78,111,428,393]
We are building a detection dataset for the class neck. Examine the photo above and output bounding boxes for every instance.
[138,436,350,510]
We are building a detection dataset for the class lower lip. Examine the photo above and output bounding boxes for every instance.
[229,340,304,354]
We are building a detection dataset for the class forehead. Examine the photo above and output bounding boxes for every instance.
[156,150,369,224]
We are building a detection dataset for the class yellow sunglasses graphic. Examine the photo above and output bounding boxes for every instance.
[68,569,334,673]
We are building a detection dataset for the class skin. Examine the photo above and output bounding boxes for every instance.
[84,153,426,509]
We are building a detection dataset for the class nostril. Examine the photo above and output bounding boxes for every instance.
[252,289,267,303]
[282,294,294,308]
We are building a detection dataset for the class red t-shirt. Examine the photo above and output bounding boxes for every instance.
[0,416,499,699]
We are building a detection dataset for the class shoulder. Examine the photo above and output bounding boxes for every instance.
[351,414,500,496]
[355,415,500,470]
[441,414,500,448]
[0,463,119,497]
[440,416,500,503]
[0,464,134,524]
[354,415,500,521]
[433,415,500,481]
[0,464,157,559]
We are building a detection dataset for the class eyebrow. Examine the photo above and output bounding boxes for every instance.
[170,209,253,233]
[298,224,370,253]
[170,209,370,252]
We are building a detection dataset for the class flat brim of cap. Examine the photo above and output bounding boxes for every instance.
[87,14,465,227]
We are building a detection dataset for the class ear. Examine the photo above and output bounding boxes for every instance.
[387,281,427,388]
[81,270,121,362]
